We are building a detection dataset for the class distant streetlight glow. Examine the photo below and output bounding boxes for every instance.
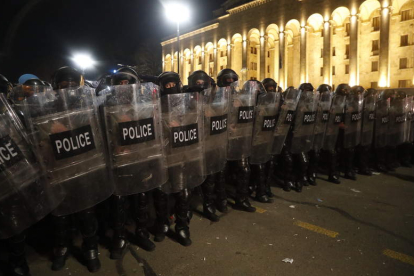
[164,2,190,74]
[72,54,96,74]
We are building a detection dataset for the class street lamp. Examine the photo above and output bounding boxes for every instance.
[72,53,96,75]
[165,2,190,74]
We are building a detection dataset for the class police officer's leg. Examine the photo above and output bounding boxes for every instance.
[234,158,256,212]
[399,142,412,167]
[51,215,71,271]
[77,207,100,273]
[344,147,357,180]
[293,151,309,192]
[215,169,228,213]
[201,174,219,222]
[152,189,170,242]
[327,149,341,184]
[7,231,29,276]
[281,147,295,191]
[375,146,388,172]
[307,149,319,185]
[386,146,397,171]
[264,158,276,198]
[174,188,192,246]
[132,192,155,251]
[253,163,273,203]
[357,145,372,175]
[110,195,128,260]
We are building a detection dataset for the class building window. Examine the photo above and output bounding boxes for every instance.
[333,27,337,35]
[345,44,350,59]
[345,23,350,36]
[209,67,213,76]
[320,67,324,77]
[371,82,378,89]
[209,53,213,61]
[267,51,270,58]
[401,9,414,21]
[401,35,409,46]
[399,80,410,88]
[188,59,191,64]
[220,51,224,57]
[372,40,379,55]
[267,65,270,73]
[400,58,408,69]
[250,47,257,54]
[198,56,202,65]
[332,66,336,75]
[220,65,224,70]
[371,61,379,72]
[250,77,257,80]
[250,62,257,70]
[345,64,349,74]
[321,48,323,58]
[372,16,380,31]
[332,47,336,56]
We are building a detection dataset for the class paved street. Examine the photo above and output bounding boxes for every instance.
[17,168,414,276]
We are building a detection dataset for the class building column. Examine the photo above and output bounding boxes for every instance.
[190,52,194,73]
[279,31,286,89]
[227,43,232,69]
[379,4,391,87]
[213,47,218,78]
[241,39,248,83]
[274,40,279,84]
[201,49,205,73]
[260,36,266,80]
[323,21,332,85]
[179,53,184,81]
[300,26,307,83]
[349,14,359,86]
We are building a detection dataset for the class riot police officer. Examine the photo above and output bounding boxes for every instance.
[219,69,256,212]
[0,74,13,96]
[23,66,114,272]
[153,72,206,246]
[101,67,164,258]
[188,70,228,222]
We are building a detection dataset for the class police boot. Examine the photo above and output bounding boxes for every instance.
[295,152,309,190]
[109,196,128,260]
[253,164,273,203]
[344,148,357,180]
[175,189,192,246]
[201,175,219,222]
[153,189,170,242]
[282,149,295,191]
[78,208,100,273]
[215,170,228,213]
[387,146,399,170]
[264,159,275,198]
[8,232,30,276]
[51,215,71,271]
[234,159,256,212]
[375,147,389,172]
[327,150,341,184]
[307,150,319,186]
[357,146,372,176]
[133,193,155,251]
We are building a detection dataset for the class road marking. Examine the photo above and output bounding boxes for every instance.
[383,249,414,266]
[294,221,339,238]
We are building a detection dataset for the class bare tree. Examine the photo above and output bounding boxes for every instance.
[134,38,162,76]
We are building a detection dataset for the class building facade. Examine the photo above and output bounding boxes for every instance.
[161,0,414,89]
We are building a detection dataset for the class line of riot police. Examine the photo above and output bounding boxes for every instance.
[0,67,413,275]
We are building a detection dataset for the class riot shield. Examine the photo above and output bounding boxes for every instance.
[374,97,390,148]
[250,91,281,164]
[312,91,332,151]
[100,83,168,196]
[388,95,407,147]
[322,94,346,151]
[360,93,377,146]
[343,93,363,149]
[290,90,319,154]
[22,86,113,216]
[203,86,230,174]
[227,81,257,160]
[271,88,301,155]
[160,91,206,193]
[0,94,63,239]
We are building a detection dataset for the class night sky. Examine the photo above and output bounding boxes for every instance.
[0,0,226,83]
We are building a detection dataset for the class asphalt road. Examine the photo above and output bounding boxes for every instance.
[20,168,414,275]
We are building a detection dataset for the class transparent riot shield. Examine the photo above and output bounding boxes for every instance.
[290,90,319,154]
[343,93,363,149]
[271,88,301,155]
[22,86,113,216]
[388,95,407,147]
[100,83,168,196]
[250,91,281,164]
[404,96,413,143]
[312,91,332,151]
[203,86,230,174]
[227,81,257,160]
[0,94,63,239]
[323,94,346,151]
[360,93,377,146]
[374,97,390,148]
[160,92,206,194]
